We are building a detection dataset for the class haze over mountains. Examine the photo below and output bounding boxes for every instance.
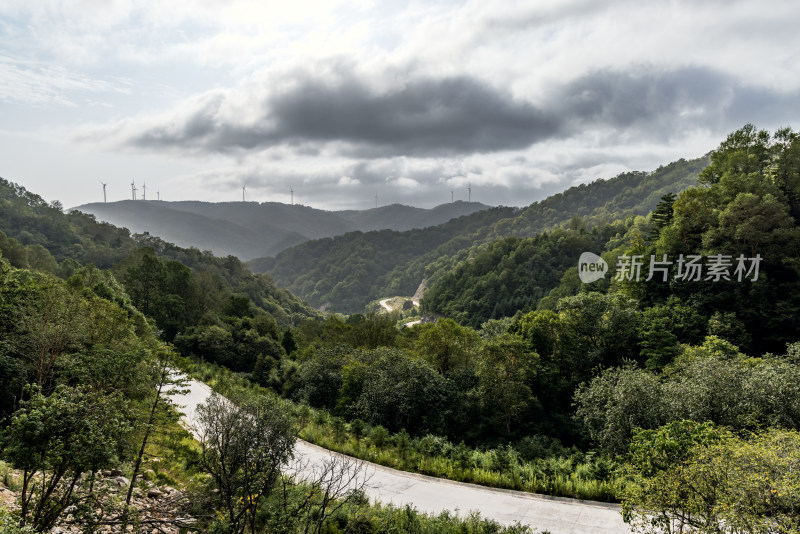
[74,200,489,260]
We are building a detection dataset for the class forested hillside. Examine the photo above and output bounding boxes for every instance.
[422,222,624,327]
[0,245,527,534]
[253,156,707,312]
[75,199,489,260]
[426,125,800,356]
[250,206,516,312]
[0,255,190,530]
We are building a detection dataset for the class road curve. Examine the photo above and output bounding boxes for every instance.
[170,377,632,534]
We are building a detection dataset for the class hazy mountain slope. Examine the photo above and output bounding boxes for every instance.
[75,200,490,260]
[77,200,274,259]
[252,156,708,312]
[337,201,488,232]
[165,201,354,240]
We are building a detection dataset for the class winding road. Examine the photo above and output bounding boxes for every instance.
[171,377,632,534]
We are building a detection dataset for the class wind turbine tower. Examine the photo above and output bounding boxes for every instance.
[157,190,160,201]
[98,179,108,204]
[142,181,147,201]
[451,190,454,203]
[468,182,471,203]
[290,185,294,206]
[131,180,137,200]
[242,185,246,202]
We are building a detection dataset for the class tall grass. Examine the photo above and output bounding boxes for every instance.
[0,461,22,492]
[300,421,621,502]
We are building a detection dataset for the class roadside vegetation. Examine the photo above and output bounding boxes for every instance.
[190,359,620,501]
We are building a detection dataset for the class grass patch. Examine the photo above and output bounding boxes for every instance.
[0,461,22,492]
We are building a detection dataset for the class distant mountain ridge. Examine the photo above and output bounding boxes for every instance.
[73,200,490,260]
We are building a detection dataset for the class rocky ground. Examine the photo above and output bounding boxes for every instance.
[0,467,200,533]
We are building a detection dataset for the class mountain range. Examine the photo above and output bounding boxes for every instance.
[73,200,490,261]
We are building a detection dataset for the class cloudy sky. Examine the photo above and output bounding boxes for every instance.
[1,0,798,210]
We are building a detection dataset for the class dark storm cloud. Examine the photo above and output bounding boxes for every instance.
[124,65,800,158]
[128,72,561,157]
[557,66,800,137]
[268,76,560,156]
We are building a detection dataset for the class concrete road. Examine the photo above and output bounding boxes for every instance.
[170,377,632,534]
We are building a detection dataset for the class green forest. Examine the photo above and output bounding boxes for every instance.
[1,125,799,533]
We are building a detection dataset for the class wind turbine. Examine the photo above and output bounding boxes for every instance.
[290,185,294,206]
[242,184,246,202]
[131,180,137,200]
[142,181,147,201]
[467,182,471,203]
[98,179,108,204]
[157,190,160,201]
[451,190,454,203]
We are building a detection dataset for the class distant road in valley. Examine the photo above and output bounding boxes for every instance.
[171,377,633,534]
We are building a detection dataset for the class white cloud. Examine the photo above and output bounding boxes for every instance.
[338,175,359,186]
[390,176,420,189]
[0,56,126,106]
